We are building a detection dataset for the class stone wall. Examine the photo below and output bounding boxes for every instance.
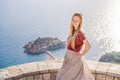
[0,59,120,80]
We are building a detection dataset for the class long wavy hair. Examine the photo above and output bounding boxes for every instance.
[68,12,83,50]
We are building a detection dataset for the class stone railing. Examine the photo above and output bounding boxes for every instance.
[0,59,120,80]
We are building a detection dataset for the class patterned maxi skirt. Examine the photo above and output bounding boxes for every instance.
[56,49,95,80]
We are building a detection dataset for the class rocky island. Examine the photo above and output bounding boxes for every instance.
[99,51,120,64]
[23,37,66,54]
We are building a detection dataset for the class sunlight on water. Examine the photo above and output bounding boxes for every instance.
[109,0,120,51]
[88,0,120,54]
[104,0,120,52]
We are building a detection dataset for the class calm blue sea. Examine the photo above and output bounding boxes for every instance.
[0,0,120,69]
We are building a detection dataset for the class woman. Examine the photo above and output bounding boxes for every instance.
[56,12,95,80]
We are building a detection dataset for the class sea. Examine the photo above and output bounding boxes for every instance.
[0,0,120,69]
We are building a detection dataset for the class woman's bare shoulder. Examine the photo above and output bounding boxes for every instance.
[79,30,86,36]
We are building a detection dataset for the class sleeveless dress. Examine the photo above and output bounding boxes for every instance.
[56,31,95,80]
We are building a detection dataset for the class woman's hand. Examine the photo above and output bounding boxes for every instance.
[74,52,84,58]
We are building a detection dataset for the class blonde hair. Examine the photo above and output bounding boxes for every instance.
[68,12,83,50]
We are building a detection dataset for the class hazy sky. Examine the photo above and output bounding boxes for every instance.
[0,0,108,40]
[0,0,105,27]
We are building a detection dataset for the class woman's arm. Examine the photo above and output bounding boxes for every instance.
[75,38,91,57]
[81,39,91,55]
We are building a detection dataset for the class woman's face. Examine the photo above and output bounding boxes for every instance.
[72,15,80,30]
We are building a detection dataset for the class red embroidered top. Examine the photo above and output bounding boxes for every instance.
[67,31,86,52]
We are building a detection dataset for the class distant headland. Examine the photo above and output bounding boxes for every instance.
[99,51,120,64]
[23,37,66,54]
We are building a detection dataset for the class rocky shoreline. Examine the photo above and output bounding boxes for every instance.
[23,37,66,54]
